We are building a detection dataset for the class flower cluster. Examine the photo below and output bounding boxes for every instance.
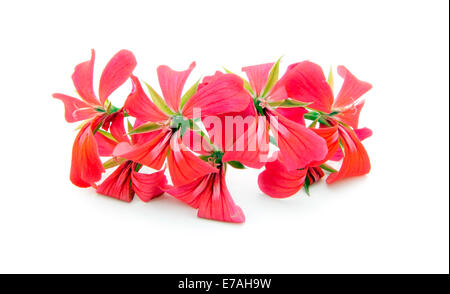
[53,50,372,223]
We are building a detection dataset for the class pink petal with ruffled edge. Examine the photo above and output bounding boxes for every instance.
[222,116,269,169]
[333,66,372,109]
[97,161,133,202]
[242,62,274,97]
[52,93,97,123]
[71,49,101,106]
[326,125,371,184]
[258,151,307,198]
[335,100,365,129]
[197,170,245,223]
[99,50,137,105]
[124,75,169,123]
[181,129,214,155]
[167,132,218,186]
[284,61,334,113]
[94,131,118,157]
[308,124,340,166]
[330,127,372,161]
[275,107,308,126]
[267,108,328,170]
[157,62,195,112]
[182,74,251,119]
[132,167,167,202]
[113,128,172,170]
[70,123,105,188]
[166,168,245,223]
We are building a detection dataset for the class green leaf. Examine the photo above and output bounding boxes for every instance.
[227,161,246,169]
[180,79,200,109]
[224,67,254,95]
[128,121,163,135]
[268,99,311,108]
[103,157,126,169]
[304,112,319,121]
[320,163,338,173]
[143,81,175,115]
[126,119,133,133]
[327,66,334,91]
[97,129,118,142]
[303,176,311,196]
[261,57,282,98]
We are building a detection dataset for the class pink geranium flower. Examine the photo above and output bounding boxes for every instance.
[94,111,168,202]
[213,61,329,170]
[114,63,251,187]
[282,61,373,183]
[53,49,137,187]
[165,130,245,223]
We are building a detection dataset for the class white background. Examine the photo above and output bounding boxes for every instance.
[0,0,448,273]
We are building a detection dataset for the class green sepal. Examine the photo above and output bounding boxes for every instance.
[97,129,118,142]
[143,81,175,115]
[180,79,200,109]
[329,110,340,116]
[327,66,334,91]
[268,99,311,108]
[128,121,163,135]
[107,104,120,114]
[304,111,331,126]
[227,161,246,169]
[91,120,103,135]
[261,57,282,98]
[320,163,338,173]
[304,176,311,196]
[134,163,142,172]
[103,157,126,169]
[126,119,133,133]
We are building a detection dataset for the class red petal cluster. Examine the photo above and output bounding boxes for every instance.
[53,50,372,223]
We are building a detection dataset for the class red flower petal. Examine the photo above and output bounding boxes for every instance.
[94,131,118,157]
[258,151,307,198]
[333,66,372,109]
[113,129,172,170]
[131,167,167,202]
[330,127,372,161]
[267,108,328,170]
[222,115,270,169]
[242,62,274,96]
[284,61,334,113]
[157,62,195,112]
[130,118,163,145]
[70,124,105,188]
[182,74,251,119]
[164,176,209,208]
[108,111,130,143]
[167,132,218,186]
[203,96,254,151]
[275,107,308,126]
[124,75,169,123]
[71,49,101,106]
[52,93,97,123]
[197,170,245,223]
[99,50,137,105]
[326,125,371,184]
[335,100,365,129]
[181,129,214,155]
[309,124,340,165]
[97,161,134,202]
[166,168,245,223]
